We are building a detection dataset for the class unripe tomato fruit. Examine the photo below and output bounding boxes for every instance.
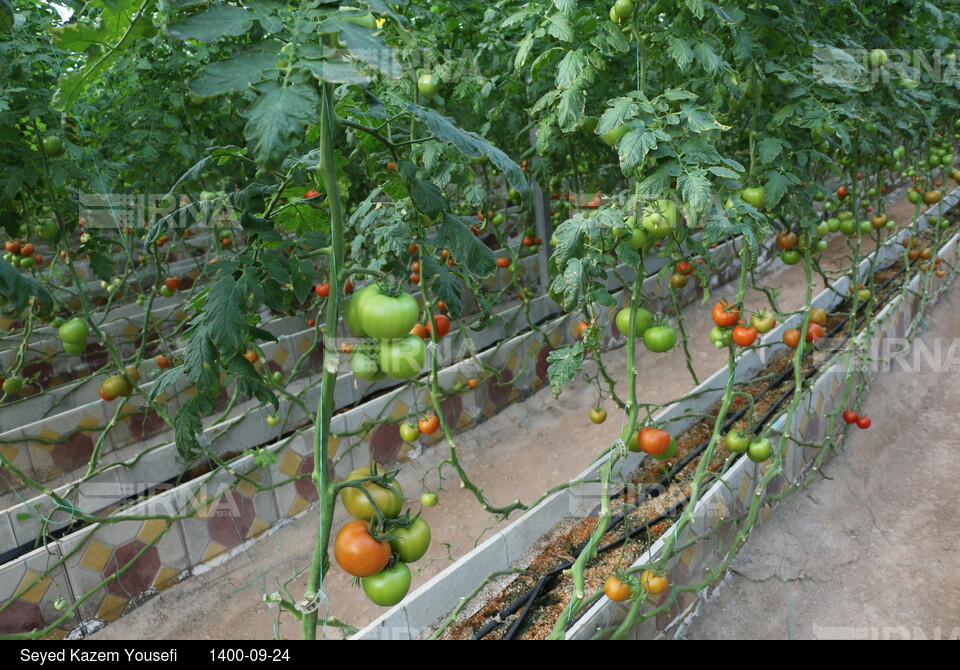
[590,407,607,424]
[340,466,404,521]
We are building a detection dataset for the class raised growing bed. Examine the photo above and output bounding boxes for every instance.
[349,187,960,640]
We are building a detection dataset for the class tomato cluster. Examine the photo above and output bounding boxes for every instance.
[345,284,427,382]
[334,465,432,607]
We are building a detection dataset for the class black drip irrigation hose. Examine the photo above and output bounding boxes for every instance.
[472,499,686,640]
[467,235,935,640]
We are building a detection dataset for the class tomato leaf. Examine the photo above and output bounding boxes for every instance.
[201,276,248,356]
[407,105,529,205]
[174,397,205,461]
[556,49,586,89]
[421,256,463,319]
[241,83,319,170]
[148,366,185,402]
[183,334,220,393]
[435,213,496,277]
[597,97,638,135]
[546,342,584,398]
[756,137,785,164]
[0,259,54,313]
[190,51,278,96]
[619,129,657,176]
[167,5,255,41]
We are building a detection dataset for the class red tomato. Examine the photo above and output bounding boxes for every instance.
[315,283,330,297]
[842,410,859,424]
[427,314,450,338]
[731,325,758,347]
[712,301,740,327]
[856,416,871,429]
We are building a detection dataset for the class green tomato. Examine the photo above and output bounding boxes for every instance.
[58,318,90,345]
[2,377,24,394]
[378,335,426,380]
[63,341,85,355]
[420,492,438,507]
[579,116,599,134]
[643,325,677,353]
[400,422,420,442]
[816,222,829,237]
[747,437,772,462]
[641,199,679,237]
[860,220,873,233]
[342,12,377,28]
[42,136,65,157]
[907,191,921,204]
[344,284,380,337]
[613,0,634,18]
[602,124,630,147]
[159,285,175,298]
[826,218,841,233]
[19,256,35,270]
[362,562,411,607]
[388,517,431,563]
[868,48,888,68]
[780,249,802,265]
[271,371,284,384]
[351,350,386,382]
[839,218,858,235]
[725,430,751,453]
[265,413,280,427]
[823,200,836,211]
[741,187,766,209]
[417,72,440,98]
[358,289,420,339]
[626,226,649,249]
[492,212,504,226]
[817,240,828,251]
[615,307,655,338]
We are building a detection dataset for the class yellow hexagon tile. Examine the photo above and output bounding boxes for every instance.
[0,444,19,463]
[154,567,180,591]
[37,428,60,452]
[390,401,410,420]
[271,347,289,367]
[287,496,311,517]
[246,519,270,539]
[173,310,188,322]
[137,519,168,543]
[45,629,68,640]
[760,506,772,522]
[737,472,753,504]
[16,569,52,604]
[505,352,520,374]
[201,542,228,563]
[482,400,498,418]
[97,594,128,622]
[679,544,697,568]
[456,412,473,431]
[530,377,544,392]
[122,323,139,338]
[78,414,101,431]
[328,436,341,459]
[79,540,113,572]
[279,450,303,478]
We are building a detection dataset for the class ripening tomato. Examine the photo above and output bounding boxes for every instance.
[604,576,632,602]
[418,415,440,435]
[639,428,672,456]
[340,466,404,521]
[333,520,391,577]
[783,329,801,348]
[806,322,824,343]
[640,570,668,595]
[712,301,740,327]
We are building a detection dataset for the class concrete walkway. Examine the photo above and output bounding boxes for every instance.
[682,284,960,640]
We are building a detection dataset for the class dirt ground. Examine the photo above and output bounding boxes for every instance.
[89,190,956,641]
